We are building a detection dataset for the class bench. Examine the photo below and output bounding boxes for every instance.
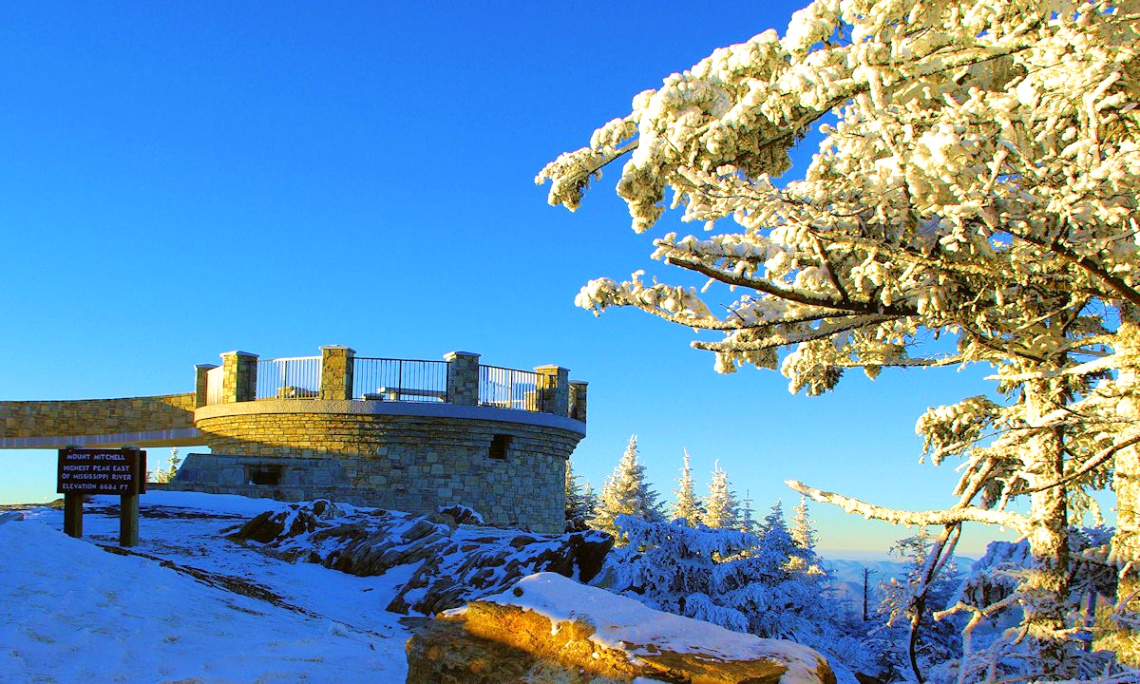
[363,387,447,402]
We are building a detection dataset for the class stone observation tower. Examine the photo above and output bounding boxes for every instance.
[0,346,587,533]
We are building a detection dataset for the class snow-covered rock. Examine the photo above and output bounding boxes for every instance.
[406,572,836,684]
[230,500,615,615]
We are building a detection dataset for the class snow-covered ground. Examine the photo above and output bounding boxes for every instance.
[0,491,972,683]
[1,492,414,683]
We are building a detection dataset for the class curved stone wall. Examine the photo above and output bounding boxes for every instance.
[175,400,586,533]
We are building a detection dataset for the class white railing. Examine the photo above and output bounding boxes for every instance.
[206,366,225,405]
[256,356,322,400]
[478,365,545,411]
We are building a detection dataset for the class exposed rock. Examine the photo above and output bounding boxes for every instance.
[385,528,613,615]
[229,500,615,616]
[406,573,837,684]
[437,504,484,525]
[230,499,344,544]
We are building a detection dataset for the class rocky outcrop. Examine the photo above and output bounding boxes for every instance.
[406,573,837,684]
[229,501,614,615]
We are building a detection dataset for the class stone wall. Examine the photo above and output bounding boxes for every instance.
[177,407,581,532]
[0,394,196,443]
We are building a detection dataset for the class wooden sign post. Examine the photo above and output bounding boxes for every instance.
[57,447,147,547]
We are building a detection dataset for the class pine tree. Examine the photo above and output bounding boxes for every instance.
[539,2,1140,674]
[155,447,182,484]
[671,448,702,525]
[739,490,757,534]
[756,501,796,580]
[581,480,598,522]
[787,495,822,575]
[564,459,591,532]
[702,461,739,530]
[590,435,663,538]
[791,495,816,553]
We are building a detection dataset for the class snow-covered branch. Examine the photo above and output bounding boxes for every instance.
[785,480,1029,533]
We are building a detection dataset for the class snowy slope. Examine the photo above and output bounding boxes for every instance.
[1,493,413,683]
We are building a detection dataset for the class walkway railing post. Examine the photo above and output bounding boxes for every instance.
[444,351,480,406]
[569,381,588,423]
[220,351,258,403]
[320,346,355,400]
[195,364,218,408]
[534,365,569,416]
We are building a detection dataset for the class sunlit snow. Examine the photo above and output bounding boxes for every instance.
[0,493,412,682]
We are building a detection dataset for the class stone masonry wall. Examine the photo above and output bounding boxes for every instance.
[0,394,196,441]
[184,411,579,532]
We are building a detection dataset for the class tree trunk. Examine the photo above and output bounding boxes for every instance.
[1022,379,1075,678]
[1112,322,1140,665]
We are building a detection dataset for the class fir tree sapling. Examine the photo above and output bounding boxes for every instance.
[672,448,703,526]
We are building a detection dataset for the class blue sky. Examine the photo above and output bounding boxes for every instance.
[0,2,1054,554]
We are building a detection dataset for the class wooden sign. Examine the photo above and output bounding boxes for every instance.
[57,448,146,495]
[57,447,146,546]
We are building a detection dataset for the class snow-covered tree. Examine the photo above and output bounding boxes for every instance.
[606,515,863,676]
[154,447,181,484]
[756,501,799,580]
[872,533,964,684]
[702,461,740,530]
[945,526,1131,683]
[739,490,758,534]
[582,480,598,522]
[791,495,816,553]
[671,448,702,525]
[591,435,664,538]
[565,459,591,532]
[539,1,1140,675]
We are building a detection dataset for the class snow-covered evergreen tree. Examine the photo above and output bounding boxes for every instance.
[154,447,181,484]
[590,435,663,539]
[702,461,739,530]
[756,501,797,580]
[947,526,1134,684]
[539,1,1140,674]
[787,496,823,576]
[739,490,757,534]
[671,448,702,525]
[791,495,816,553]
[581,480,598,523]
[564,459,591,532]
[869,533,964,684]
[606,515,862,676]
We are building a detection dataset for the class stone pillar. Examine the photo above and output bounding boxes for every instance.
[534,365,569,416]
[569,381,588,423]
[220,351,258,403]
[195,364,218,408]
[320,346,355,400]
[445,351,480,406]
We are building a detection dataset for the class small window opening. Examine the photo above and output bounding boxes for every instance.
[248,465,284,486]
[489,434,511,460]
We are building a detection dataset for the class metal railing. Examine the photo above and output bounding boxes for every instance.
[256,356,322,400]
[353,357,448,402]
[478,365,546,412]
[205,366,224,405]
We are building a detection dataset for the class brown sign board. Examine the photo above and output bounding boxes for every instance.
[57,448,147,496]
